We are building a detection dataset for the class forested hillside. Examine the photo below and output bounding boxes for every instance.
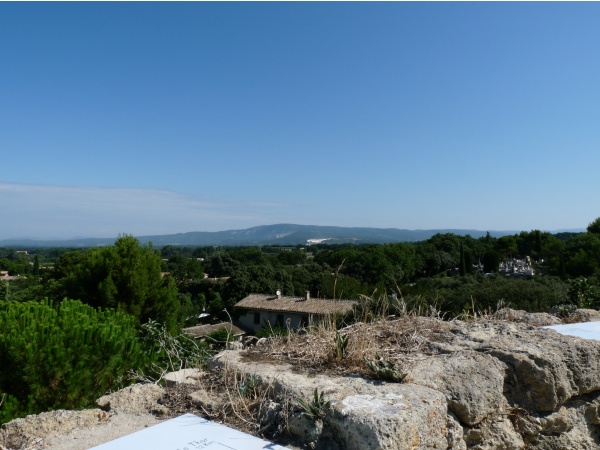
[0,223,521,248]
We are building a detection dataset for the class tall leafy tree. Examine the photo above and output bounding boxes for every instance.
[57,236,180,332]
[587,217,600,235]
[483,250,501,273]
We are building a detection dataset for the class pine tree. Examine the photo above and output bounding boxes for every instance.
[0,299,144,424]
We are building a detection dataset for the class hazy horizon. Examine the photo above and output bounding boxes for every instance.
[0,220,586,243]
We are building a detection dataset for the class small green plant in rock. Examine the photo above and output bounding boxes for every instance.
[333,331,349,362]
[297,388,331,421]
[237,374,259,399]
[364,354,406,382]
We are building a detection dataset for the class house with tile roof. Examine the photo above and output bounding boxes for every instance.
[234,290,358,332]
[0,271,20,281]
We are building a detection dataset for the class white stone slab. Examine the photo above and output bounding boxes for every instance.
[544,321,600,341]
[90,413,287,450]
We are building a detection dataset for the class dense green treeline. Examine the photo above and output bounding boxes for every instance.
[160,220,600,319]
[2,236,180,332]
[3,222,600,322]
[1,220,600,424]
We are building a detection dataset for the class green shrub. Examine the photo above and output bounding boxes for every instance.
[255,323,288,338]
[206,327,234,346]
[0,299,144,424]
[406,276,569,317]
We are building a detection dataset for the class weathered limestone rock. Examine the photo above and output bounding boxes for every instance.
[257,399,285,436]
[0,409,109,443]
[211,319,600,449]
[188,389,225,413]
[464,415,525,450]
[405,351,508,426]
[96,383,166,415]
[328,388,448,450]
[287,414,324,448]
[446,413,467,450]
[430,320,600,413]
[212,350,449,449]
[530,402,599,449]
[7,316,600,450]
[163,368,203,388]
[538,406,574,435]
[492,308,562,326]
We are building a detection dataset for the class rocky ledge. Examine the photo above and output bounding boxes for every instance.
[3,309,600,450]
[212,312,600,449]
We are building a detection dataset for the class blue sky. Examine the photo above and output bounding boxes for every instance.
[1,2,599,239]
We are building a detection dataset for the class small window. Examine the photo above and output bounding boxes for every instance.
[276,314,284,326]
[253,312,260,325]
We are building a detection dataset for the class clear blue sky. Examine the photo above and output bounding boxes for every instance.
[1,2,599,239]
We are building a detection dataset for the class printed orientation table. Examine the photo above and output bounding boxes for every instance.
[90,413,287,450]
[544,321,600,341]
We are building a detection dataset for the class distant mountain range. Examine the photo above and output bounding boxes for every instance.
[0,224,584,248]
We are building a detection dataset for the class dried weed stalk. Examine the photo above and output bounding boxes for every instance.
[245,314,451,378]
[167,363,292,439]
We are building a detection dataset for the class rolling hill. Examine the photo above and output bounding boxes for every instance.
[0,224,523,248]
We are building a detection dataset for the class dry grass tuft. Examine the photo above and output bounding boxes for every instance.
[160,365,292,439]
[243,315,452,378]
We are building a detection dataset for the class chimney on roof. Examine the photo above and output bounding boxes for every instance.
[276,289,281,299]
[305,291,310,301]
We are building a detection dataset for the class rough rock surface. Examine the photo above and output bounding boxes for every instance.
[40,413,161,450]
[212,350,449,449]
[5,316,600,450]
[162,368,203,388]
[568,308,600,323]
[422,318,600,449]
[431,320,600,413]
[329,389,447,450]
[96,383,167,415]
[405,351,507,426]
[0,406,162,450]
[492,308,562,326]
[0,409,109,442]
[213,317,600,449]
